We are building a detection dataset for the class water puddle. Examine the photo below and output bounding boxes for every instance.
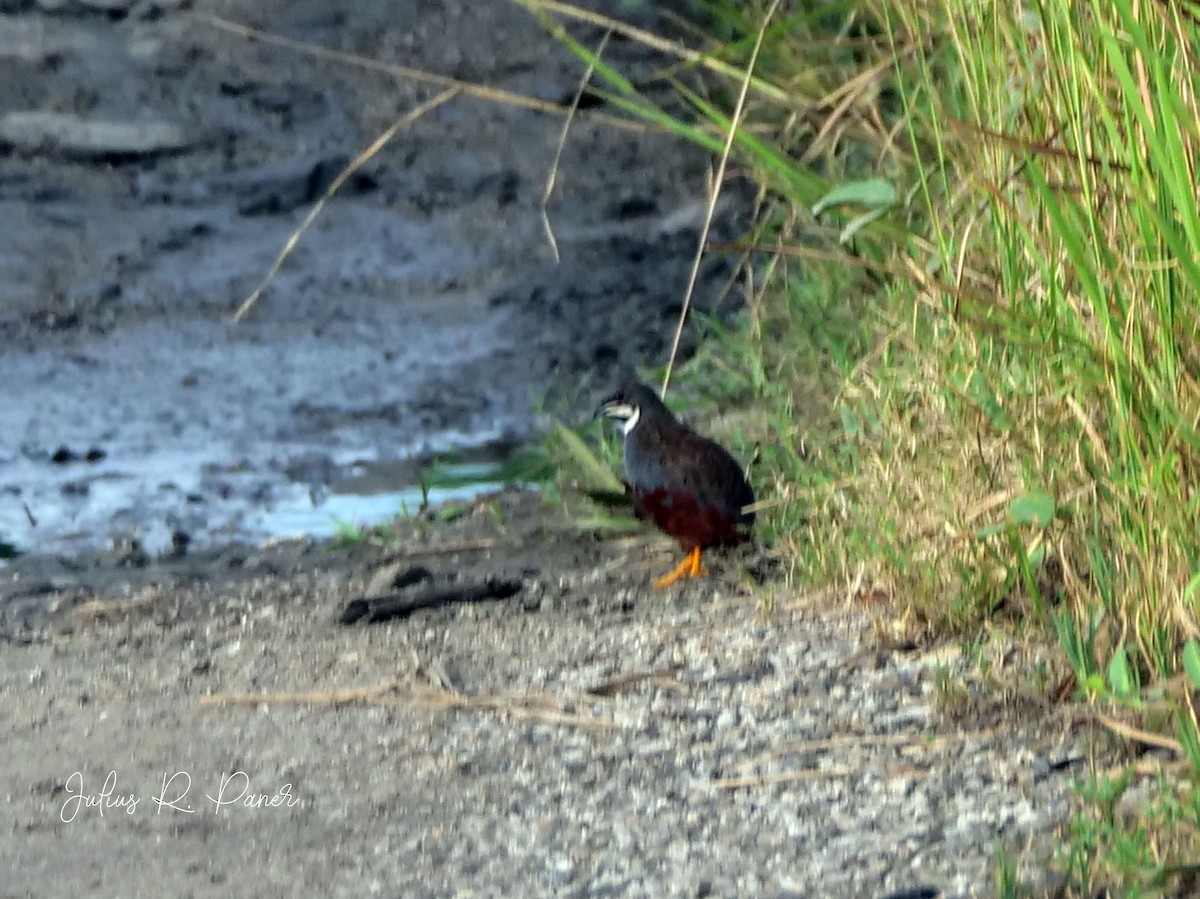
[0,429,540,557]
[250,453,529,544]
[0,197,541,558]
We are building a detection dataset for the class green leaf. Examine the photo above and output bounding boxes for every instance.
[839,206,893,244]
[550,421,624,495]
[812,179,897,216]
[1107,647,1136,700]
[1009,491,1056,528]
[974,522,1008,540]
[839,405,861,438]
[1176,708,1200,773]
[965,370,1014,432]
[1183,638,1200,690]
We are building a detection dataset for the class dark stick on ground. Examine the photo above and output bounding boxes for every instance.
[340,574,524,624]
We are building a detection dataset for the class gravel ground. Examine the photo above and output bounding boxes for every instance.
[2,489,1085,898]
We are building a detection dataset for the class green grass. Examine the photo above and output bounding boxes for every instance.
[524,0,1200,892]
[330,519,397,548]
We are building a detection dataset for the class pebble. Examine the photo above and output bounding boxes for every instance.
[0,111,192,160]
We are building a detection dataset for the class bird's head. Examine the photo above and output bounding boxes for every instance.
[596,380,669,436]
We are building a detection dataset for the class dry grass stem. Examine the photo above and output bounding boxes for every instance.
[200,682,400,707]
[584,662,685,697]
[726,727,1010,772]
[512,0,789,103]
[202,680,620,730]
[1093,712,1185,755]
[541,28,613,263]
[71,593,162,620]
[411,682,620,730]
[231,88,459,322]
[196,13,649,132]
[709,765,857,789]
[375,537,507,563]
[661,0,781,397]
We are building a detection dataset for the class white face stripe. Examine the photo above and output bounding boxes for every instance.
[621,405,640,436]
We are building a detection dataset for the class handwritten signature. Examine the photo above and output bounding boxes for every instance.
[59,770,300,822]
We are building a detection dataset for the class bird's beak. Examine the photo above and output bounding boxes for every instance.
[595,394,620,420]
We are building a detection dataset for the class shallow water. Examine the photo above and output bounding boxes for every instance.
[0,194,530,555]
[0,424,524,555]
[252,459,517,543]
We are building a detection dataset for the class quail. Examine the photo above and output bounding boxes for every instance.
[597,379,754,587]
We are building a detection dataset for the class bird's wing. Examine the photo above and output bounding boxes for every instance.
[631,425,750,517]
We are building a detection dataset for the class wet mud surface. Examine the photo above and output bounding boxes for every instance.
[0,0,745,555]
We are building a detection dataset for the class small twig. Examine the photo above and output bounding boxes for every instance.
[660,0,780,397]
[1093,712,1184,755]
[585,662,684,697]
[512,0,789,104]
[541,28,612,262]
[728,727,1004,772]
[373,538,509,566]
[201,681,619,731]
[414,684,618,731]
[71,593,162,620]
[961,488,1019,526]
[232,87,459,322]
[200,682,399,708]
[709,765,856,790]
[195,13,649,132]
[1102,757,1190,781]
[732,732,916,769]
[706,239,916,282]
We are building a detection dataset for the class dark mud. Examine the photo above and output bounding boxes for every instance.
[0,0,746,556]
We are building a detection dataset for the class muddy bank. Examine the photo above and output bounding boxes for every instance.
[0,0,746,555]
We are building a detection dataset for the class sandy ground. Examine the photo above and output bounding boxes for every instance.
[0,1,1106,897]
[3,489,1087,899]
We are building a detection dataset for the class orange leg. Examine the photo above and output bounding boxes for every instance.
[653,545,706,588]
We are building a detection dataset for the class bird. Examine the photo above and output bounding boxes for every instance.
[596,378,755,588]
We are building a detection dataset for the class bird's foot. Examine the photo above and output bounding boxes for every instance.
[653,546,706,588]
